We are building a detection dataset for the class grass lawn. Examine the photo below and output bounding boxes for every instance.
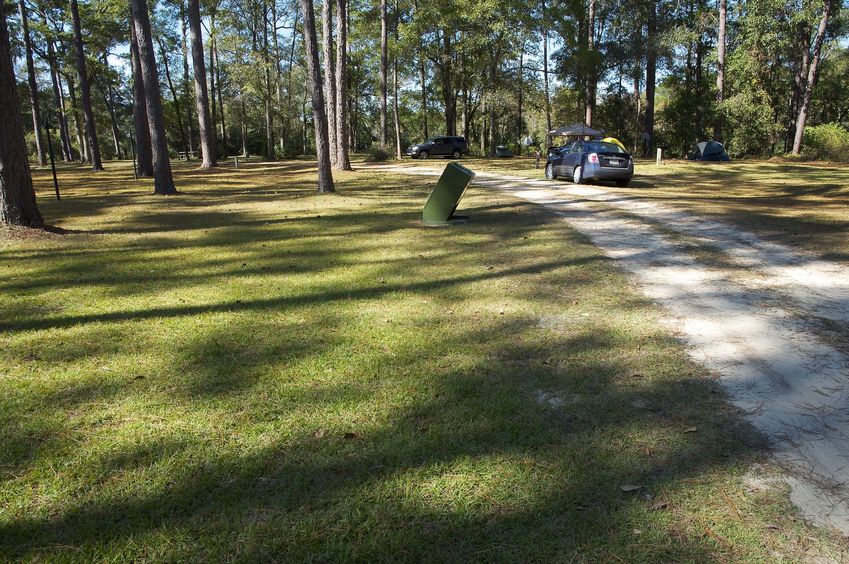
[436,155,849,264]
[2,159,847,560]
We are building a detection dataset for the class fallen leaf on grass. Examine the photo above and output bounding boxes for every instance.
[620,484,642,492]
[314,429,327,439]
[683,427,698,433]
[651,501,669,510]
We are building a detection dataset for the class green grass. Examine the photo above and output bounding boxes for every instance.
[1,159,847,561]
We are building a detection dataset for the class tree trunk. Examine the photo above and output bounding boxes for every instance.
[788,22,811,151]
[643,0,656,157]
[130,0,177,194]
[392,0,401,158]
[300,0,335,192]
[70,0,103,170]
[286,10,300,149]
[47,39,74,161]
[264,0,275,160]
[130,23,153,176]
[157,40,190,159]
[542,0,551,135]
[102,53,123,159]
[585,0,595,126]
[517,47,523,155]
[437,31,456,136]
[334,0,352,169]
[419,56,428,139]
[0,4,43,228]
[272,0,285,153]
[18,0,45,166]
[180,4,194,156]
[188,0,217,167]
[214,39,227,153]
[208,13,218,155]
[379,0,388,148]
[322,0,338,164]
[714,0,726,141]
[66,75,87,163]
[792,0,831,155]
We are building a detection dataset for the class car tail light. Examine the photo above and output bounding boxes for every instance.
[588,153,599,164]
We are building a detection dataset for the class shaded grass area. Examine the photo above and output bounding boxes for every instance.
[397,155,849,264]
[1,159,846,560]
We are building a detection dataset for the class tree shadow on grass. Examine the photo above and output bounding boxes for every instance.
[0,316,767,561]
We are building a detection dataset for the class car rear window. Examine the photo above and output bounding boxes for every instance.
[586,142,627,154]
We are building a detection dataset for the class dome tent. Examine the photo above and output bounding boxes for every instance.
[688,140,730,161]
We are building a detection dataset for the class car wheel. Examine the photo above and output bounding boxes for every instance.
[452,149,461,159]
[420,150,429,159]
[616,179,630,187]
[545,163,557,180]
[573,165,584,184]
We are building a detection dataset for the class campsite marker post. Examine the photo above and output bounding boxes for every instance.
[656,148,662,165]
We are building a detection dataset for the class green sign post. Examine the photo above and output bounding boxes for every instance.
[422,162,476,226]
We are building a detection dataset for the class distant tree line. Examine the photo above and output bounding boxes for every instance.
[2,0,847,226]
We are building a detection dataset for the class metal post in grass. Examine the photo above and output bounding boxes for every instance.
[234,156,239,168]
[656,148,662,166]
[44,118,60,201]
[422,162,476,226]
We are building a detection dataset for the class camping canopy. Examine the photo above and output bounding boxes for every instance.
[688,140,730,161]
[549,124,604,138]
[547,124,604,150]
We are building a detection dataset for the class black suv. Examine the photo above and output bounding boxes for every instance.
[407,136,469,159]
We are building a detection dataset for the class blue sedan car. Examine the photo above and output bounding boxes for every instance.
[545,140,634,186]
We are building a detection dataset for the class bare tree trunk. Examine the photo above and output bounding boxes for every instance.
[66,75,87,163]
[158,39,190,158]
[792,1,831,155]
[322,0,338,164]
[437,31,456,136]
[101,53,123,159]
[714,0,726,141]
[334,0,351,169]
[214,39,227,153]
[130,23,153,176]
[585,0,595,126]
[180,4,194,156]
[392,0,401,159]
[130,0,177,194]
[0,3,42,227]
[189,0,217,167]
[479,96,486,155]
[299,0,335,193]
[70,0,103,170]
[517,46,523,155]
[263,0,275,160]
[286,10,300,150]
[47,38,74,161]
[379,0,387,147]
[208,12,218,156]
[272,0,285,153]
[17,0,45,166]
[419,56,429,139]
[643,0,656,157]
[542,0,551,135]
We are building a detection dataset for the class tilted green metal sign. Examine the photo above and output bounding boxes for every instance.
[422,162,476,226]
